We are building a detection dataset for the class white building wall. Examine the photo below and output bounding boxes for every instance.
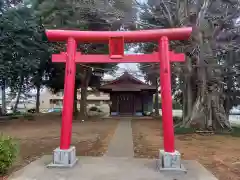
[39,88,110,112]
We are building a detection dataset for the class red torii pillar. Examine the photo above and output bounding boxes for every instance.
[46,27,192,170]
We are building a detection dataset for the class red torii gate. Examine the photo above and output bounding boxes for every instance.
[46,27,192,170]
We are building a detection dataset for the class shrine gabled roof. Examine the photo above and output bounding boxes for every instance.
[99,72,156,91]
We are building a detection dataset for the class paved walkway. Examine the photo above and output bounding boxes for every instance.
[9,156,218,180]
[9,118,218,180]
[104,119,134,157]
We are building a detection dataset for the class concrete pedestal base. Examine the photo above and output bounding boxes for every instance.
[47,146,78,168]
[157,150,186,172]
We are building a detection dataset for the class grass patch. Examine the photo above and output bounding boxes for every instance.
[152,116,182,123]
[9,114,21,120]
[153,116,162,120]
[214,127,240,137]
[174,127,196,134]
[230,127,240,137]
[23,113,35,121]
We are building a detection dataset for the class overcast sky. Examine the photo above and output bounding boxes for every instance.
[103,0,147,82]
[103,48,145,81]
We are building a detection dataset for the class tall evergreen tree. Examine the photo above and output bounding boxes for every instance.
[26,0,137,118]
[0,3,50,112]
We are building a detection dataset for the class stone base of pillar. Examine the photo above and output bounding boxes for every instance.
[47,146,78,168]
[157,150,186,172]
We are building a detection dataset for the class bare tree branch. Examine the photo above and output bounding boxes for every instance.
[196,0,211,26]
[160,0,174,27]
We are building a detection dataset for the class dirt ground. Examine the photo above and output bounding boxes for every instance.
[0,114,118,174]
[132,119,240,180]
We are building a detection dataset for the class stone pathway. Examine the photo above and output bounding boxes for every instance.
[104,118,134,157]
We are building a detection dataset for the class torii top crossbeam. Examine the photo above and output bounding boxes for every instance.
[46,27,192,43]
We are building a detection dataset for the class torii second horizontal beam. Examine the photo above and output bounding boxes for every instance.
[52,51,185,63]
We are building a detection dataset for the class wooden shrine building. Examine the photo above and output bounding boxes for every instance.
[99,72,156,116]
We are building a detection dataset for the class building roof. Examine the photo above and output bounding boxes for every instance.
[99,72,156,92]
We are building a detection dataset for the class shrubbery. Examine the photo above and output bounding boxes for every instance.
[0,135,18,176]
[89,106,102,112]
[173,116,182,124]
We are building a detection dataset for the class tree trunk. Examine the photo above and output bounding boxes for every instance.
[182,82,193,124]
[182,56,193,124]
[224,79,232,118]
[13,76,24,113]
[79,69,92,120]
[224,95,231,118]
[185,50,210,128]
[80,84,87,120]
[73,86,78,118]
[1,79,6,115]
[35,83,40,113]
[154,77,160,116]
[182,39,231,130]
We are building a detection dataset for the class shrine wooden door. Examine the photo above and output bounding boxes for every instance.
[118,93,134,115]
